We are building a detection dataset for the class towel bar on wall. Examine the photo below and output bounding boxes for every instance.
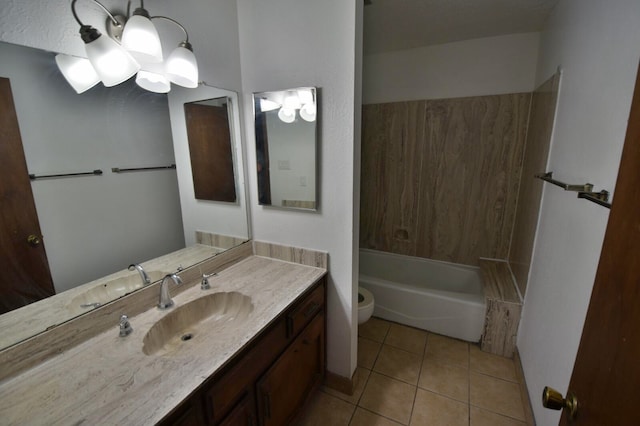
[29,169,103,180]
[111,164,176,173]
[535,172,611,209]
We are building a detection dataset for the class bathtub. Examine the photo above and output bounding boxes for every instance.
[359,249,485,342]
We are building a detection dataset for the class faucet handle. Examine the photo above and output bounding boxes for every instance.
[119,315,133,337]
[201,272,217,290]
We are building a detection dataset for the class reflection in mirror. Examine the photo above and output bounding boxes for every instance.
[253,87,318,210]
[184,97,237,202]
[0,41,249,350]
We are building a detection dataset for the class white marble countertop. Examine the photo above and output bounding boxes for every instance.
[0,255,326,425]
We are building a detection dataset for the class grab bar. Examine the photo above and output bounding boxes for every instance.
[29,169,103,180]
[535,171,611,209]
[534,172,593,192]
[111,164,176,173]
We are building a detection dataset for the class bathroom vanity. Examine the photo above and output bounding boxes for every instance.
[0,245,327,425]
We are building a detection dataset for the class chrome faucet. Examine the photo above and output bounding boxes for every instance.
[129,263,151,285]
[158,273,183,309]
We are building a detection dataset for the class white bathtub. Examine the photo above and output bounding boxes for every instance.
[359,249,485,342]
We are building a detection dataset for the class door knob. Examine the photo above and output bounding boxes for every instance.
[543,386,578,421]
[27,234,41,246]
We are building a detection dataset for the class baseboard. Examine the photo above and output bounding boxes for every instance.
[514,347,536,425]
[324,370,355,396]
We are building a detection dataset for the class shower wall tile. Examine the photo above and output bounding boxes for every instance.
[508,72,560,296]
[361,93,531,266]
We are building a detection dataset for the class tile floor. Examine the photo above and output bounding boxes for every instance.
[296,317,529,426]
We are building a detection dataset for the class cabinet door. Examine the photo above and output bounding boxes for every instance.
[257,312,325,426]
[218,393,257,426]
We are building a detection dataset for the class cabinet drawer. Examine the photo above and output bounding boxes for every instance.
[287,283,325,338]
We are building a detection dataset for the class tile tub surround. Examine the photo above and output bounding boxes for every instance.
[0,255,326,425]
[508,71,561,297]
[360,93,531,266]
[297,317,531,426]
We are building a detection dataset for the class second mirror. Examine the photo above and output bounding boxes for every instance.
[253,87,318,210]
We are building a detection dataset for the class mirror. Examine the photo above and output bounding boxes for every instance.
[0,40,249,350]
[184,97,237,202]
[253,87,318,210]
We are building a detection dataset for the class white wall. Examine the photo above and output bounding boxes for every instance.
[518,0,640,424]
[363,32,539,104]
[237,0,361,378]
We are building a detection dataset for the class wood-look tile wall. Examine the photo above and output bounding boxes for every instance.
[508,72,561,296]
[360,93,531,266]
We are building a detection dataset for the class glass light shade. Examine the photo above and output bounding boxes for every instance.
[136,64,170,93]
[299,103,317,122]
[121,14,163,64]
[298,89,313,105]
[278,107,296,123]
[283,92,302,110]
[260,98,280,112]
[165,46,198,88]
[85,34,140,87]
[55,53,100,94]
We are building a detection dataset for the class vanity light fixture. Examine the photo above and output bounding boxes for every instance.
[121,1,163,64]
[256,88,317,123]
[55,54,101,94]
[58,0,199,94]
[70,0,139,87]
[278,107,297,123]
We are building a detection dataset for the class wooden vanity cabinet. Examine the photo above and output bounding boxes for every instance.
[159,277,326,426]
[257,312,325,426]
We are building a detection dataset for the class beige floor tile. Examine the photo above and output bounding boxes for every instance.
[470,372,525,421]
[424,334,469,368]
[470,406,526,426]
[350,407,403,426]
[373,345,422,385]
[384,324,428,355]
[359,317,391,342]
[418,358,469,402]
[296,390,356,426]
[359,337,382,369]
[470,345,517,382]
[359,372,416,425]
[324,367,371,405]
[410,389,469,426]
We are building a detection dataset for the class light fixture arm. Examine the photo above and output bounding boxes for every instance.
[71,0,121,28]
[151,16,191,46]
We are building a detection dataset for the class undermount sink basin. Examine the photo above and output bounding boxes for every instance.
[71,271,166,309]
[142,292,254,356]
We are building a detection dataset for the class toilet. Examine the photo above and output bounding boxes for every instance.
[358,286,375,324]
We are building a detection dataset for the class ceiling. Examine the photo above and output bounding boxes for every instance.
[363,0,560,54]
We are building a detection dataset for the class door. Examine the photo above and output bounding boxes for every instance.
[545,65,640,424]
[184,101,237,202]
[0,77,55,314]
